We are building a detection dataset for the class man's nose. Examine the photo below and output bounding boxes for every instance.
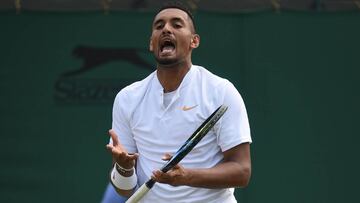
[162,23,172,34]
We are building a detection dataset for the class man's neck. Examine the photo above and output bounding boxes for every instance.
[157,62,191,93]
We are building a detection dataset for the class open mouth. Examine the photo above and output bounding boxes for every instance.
[160,40,175,55]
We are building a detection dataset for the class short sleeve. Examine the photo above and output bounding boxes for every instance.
[111,91,137,153]
[216,81,252,152]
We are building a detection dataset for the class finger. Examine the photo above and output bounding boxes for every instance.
[127,153,139,160]
[106,143,127,155]
[106,144,114,151]
[152,170,166,182]
[112,150,138,164]
[112,148,130,158]
[162,153,173,161]
[122,153,139,166]
[172,164,181,170]
[108,129,120,146]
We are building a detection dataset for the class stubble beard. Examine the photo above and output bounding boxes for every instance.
[154,56,180,67]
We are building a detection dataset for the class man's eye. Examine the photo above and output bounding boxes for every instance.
[155,24,163,29]
[174,24,182,28]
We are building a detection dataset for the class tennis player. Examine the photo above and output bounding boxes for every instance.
[106,2,252,202]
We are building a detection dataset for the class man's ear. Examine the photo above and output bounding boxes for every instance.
[149,37,154,52]
[190,34,200,49]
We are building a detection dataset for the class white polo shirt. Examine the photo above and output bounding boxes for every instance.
[112,65,252,203]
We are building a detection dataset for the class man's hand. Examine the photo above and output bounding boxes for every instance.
[151,153,190,186]
[106,129,138,170]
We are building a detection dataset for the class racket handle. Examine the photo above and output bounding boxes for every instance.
[125,184,150,203]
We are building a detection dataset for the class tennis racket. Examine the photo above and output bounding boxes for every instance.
[125,105,228,203]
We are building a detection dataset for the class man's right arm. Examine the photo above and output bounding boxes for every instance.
[106,129,138,197]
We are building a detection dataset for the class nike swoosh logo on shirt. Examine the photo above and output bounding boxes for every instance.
[182,105,198,111]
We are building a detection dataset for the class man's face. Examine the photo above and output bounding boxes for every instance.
[150,8,199,66]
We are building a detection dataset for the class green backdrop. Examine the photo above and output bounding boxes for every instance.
[0,10,359,202]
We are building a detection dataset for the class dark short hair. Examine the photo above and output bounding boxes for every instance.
[157,1,196,31]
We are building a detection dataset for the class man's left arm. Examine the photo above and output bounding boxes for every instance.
[152,142,251,188]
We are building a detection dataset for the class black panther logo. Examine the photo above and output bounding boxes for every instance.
[61,45,154,77]
[55,45,154,104]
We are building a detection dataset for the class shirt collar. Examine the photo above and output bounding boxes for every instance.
[152,65,195,95]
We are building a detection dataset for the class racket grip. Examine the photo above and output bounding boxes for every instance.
[125,184,150,203]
